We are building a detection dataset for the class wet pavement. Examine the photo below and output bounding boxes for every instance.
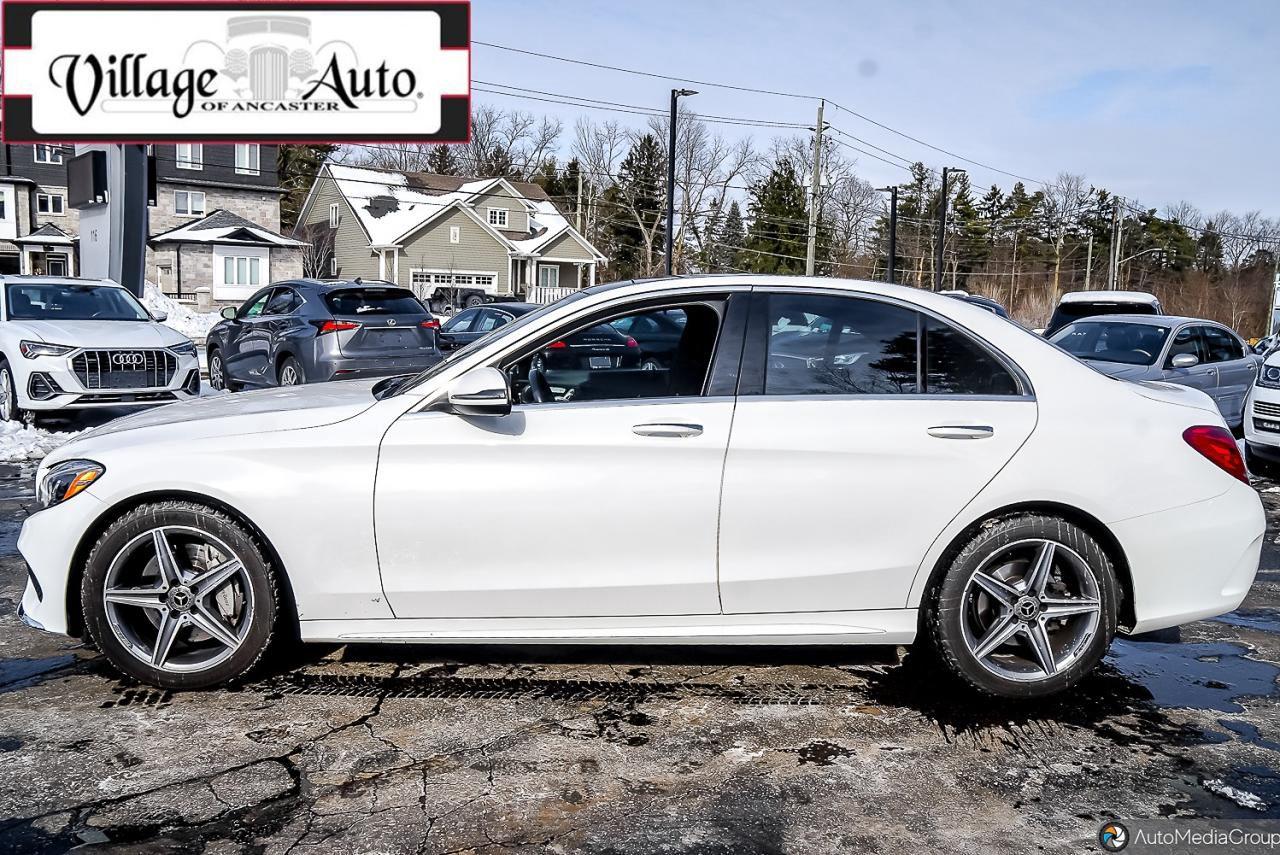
[0,463,1278,853]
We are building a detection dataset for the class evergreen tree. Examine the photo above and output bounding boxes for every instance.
[743,159,808,274]
[606,134,665,278]
[478,145,515,179]
[717,201,746,271]
[425,145,460,176]
[1197,219,1225,275]
[278,144,337,230]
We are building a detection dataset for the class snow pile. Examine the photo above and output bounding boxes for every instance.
[0,421,80,463]
[142,283,222,341]
[1203,778,1268,811]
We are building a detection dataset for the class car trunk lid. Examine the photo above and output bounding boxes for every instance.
[323,287,438,358]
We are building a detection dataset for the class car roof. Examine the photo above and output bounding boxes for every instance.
[292,278,410,293]
[1058,290,1159,305]
[0,275,125,288]
[486,302,539,314]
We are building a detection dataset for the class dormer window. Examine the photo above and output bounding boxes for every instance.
[487,208,508,228]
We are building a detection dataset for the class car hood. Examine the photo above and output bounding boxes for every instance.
[13,319,187,347]
[65,380,383,447]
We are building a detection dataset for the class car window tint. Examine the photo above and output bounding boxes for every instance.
[924,317,1019,394]
[506,304,712,404]
[240,291,272,318]
[325,287,423,316]
[443,308,480,333]
[764,294,918,395]
[1167,327,1203,364]
[263,288,297,315]
[473,309,511,334]
[1202,326,1244,362]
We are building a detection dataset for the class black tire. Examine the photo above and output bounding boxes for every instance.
[81,500,282,690]
[924,514,1119,699]
[207,348,229,392]
[0,359,28,423]
[1246,444,1280,480]
[278,355,305,387]
[463,293,485,309]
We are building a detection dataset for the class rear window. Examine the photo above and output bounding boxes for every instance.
[1046,301,1157,335]
[325,288,425,316]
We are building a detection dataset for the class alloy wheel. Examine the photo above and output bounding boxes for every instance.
[101,526,254,673]
[209,354,225,390]
[959,538,1102,682]
[0,368,12,419]
[279,364,300,386]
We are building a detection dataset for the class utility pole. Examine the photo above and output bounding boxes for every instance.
[933,167,964,291]
[1107,198,1122,290]
[877,185,898,283]
[1084,231,1094,290]
[805,99,826,276]
[1271,249,1280,336]
[665,88,697,277]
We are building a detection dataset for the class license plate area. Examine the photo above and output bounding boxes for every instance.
[588,356,612,369]
[1254,418,1280,433]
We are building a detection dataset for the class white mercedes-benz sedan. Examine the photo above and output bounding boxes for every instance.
[17,276,1263,698]
[0,276,200,420]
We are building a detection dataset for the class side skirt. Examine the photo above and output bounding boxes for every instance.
[299,608,919,646]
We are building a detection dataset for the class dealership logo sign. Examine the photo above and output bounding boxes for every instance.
[1,1,471,142]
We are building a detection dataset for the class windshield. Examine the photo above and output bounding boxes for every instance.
[1049,320,1170,366]
[391,291,589,395]
[5,282,150,322]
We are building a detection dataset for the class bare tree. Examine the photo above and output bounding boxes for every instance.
[298,224,335,279]
[1041,172,1092,306]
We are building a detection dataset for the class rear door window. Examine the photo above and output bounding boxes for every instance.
[924,317,1019,394]
[441,308,480,333]
[325,288,424,316]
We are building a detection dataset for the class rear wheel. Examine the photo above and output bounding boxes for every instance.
[925,514,1118,698]
[278,356,305,387]
[1246,444,1280,480]
[81,501,282,689]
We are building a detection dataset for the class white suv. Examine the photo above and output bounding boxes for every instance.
[0,276,199,421]
[1245,351,1280,478]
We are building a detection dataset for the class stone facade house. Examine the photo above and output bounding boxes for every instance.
[294,163,605,309]
[0,143,300,301]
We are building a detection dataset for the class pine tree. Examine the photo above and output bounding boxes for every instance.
[278,144,337,230]
[479,145,515,179]
[743,159,808,274]
[717,201,745,272]
[606,134,665,278]
[425,145,459,176]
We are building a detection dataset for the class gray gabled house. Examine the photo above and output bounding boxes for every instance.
[294,163,606,309]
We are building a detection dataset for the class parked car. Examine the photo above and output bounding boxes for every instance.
[21,276,1261,700]
[439,301,641,374]
[1243,352,1280,477]
[940,290,1010,318]
[610,308,688,369]
[1048,315,1257,431]
[1043,290,1162,337]
[0,275,199,421]
[1254,334,1276,355]
[206,279,441,390]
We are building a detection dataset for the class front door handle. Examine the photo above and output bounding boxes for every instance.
[633,423,703,438]
[927,425,995,440]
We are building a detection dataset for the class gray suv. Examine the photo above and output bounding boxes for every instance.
[206,279,442,390]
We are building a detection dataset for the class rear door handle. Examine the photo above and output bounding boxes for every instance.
[633,423,703,438]
[927,425,994,440]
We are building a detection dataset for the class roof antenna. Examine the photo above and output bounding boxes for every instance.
[353,276,362,285]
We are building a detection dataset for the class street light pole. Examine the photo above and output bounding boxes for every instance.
[665,88,696,276]
[933,167,964,291]
[877,186,898,284]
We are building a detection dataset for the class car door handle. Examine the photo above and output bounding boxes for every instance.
[927,425,995,440]
[633,423,703,438]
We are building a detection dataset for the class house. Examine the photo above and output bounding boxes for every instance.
[295,163,606,309]
[0,143,301,301]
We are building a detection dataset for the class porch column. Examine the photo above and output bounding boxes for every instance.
[588,262,596,287]
[377,249,386,280]
[392,249,400,284]
[529,260,537,291]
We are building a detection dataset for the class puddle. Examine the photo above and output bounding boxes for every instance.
[0,654,76,693]
[1107,640,1280,713]
[1217,719,1280,753]
[1211,610,1280,634]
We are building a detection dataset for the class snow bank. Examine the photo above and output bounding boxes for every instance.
[0,421,80,463]
[142,283,222,341]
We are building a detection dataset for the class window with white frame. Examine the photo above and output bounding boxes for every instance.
[36,193,65,215]
[235,144,261,175]
[410,270,497,294]
[33,145,63,164]
[330,255,338,276]
[329,202,340,229]
[538,265,560,288]
[174,190,206,216]
[176,143,203,170]
[487,208,508,228]
[449,225,460,244]
[223,255,262,287]
[0,198,6,221]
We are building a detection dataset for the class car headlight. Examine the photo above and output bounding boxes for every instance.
[37,460,104,508]
[19,341,74,359]
[1258,365,1280,389]
[169,340,197,357]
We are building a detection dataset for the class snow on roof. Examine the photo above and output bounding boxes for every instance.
[151,210,304,247]
[326,164,497,246]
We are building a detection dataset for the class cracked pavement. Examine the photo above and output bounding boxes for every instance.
[1,461,1278,853]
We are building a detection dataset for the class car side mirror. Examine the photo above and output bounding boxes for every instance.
[446,366,511,417]
[150,310,168,323]
[1171,353,1199,369]
[220,306,238,320]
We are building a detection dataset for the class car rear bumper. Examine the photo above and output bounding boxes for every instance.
[1112,483,1264,634]
[315,353,442,382]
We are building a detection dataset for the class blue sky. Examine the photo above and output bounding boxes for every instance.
[473,0,1278,216]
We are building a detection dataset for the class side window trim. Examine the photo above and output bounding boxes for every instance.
[738,288,1032,399]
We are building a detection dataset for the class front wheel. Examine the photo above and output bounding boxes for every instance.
[0,360,28,423]
[925,514,1118,698]
[81,501,282,689]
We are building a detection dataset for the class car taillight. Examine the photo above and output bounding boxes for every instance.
[625,336,639,348]
[316,320,360,335]
[547,340,567,350]
[421,319,440,330]
[1182,425,1248,483]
